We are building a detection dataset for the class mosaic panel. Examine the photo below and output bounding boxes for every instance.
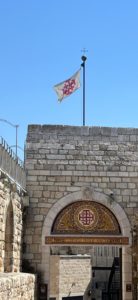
[51,201,121,235]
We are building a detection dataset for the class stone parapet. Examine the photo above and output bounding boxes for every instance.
[27,124,138,142]
[0,273,36,300]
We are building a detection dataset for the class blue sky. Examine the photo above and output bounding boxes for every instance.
[0,0,138,160]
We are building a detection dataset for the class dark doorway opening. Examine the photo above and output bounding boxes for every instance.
[62,297,83,300]
[92,249,122,300]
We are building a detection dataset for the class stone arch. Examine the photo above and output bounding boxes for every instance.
[4,200,14,272]
[41,188,132,300]
[42,188,131,244]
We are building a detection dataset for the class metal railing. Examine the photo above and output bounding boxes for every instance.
[0,137,24,167]
[0,136,26,189]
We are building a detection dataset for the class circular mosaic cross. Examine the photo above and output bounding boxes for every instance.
[78,209,95,226]
[75,205,99,231]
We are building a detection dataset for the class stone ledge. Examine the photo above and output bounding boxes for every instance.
[27,124,138,140]
[0,272,37,300]
[59,254,91,259]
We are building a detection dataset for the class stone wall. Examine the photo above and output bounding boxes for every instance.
[0,169,37,300]
[0,170,23,272]
[25,125,138,265]
[0,273,36,300]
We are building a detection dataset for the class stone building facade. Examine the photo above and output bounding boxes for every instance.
[24,124,138,300]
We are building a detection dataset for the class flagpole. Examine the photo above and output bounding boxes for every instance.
[81,55,87,126]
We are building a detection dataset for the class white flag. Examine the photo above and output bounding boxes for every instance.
[54,69,81,102]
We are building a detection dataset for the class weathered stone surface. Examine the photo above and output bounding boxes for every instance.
[0,174,23,272]
[0,167,37,297]
[0,273,36,300]
[49,255,91,298]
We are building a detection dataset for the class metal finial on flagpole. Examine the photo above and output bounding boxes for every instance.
[81,54,87,126]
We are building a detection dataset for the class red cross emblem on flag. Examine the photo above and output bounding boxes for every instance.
[62,79,76,96]
[54,69,81,101]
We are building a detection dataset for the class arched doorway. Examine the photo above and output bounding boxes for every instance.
[4,201,14,272]
[41,189,132,300]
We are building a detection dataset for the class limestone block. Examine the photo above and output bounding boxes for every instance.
[0,273,36,300]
